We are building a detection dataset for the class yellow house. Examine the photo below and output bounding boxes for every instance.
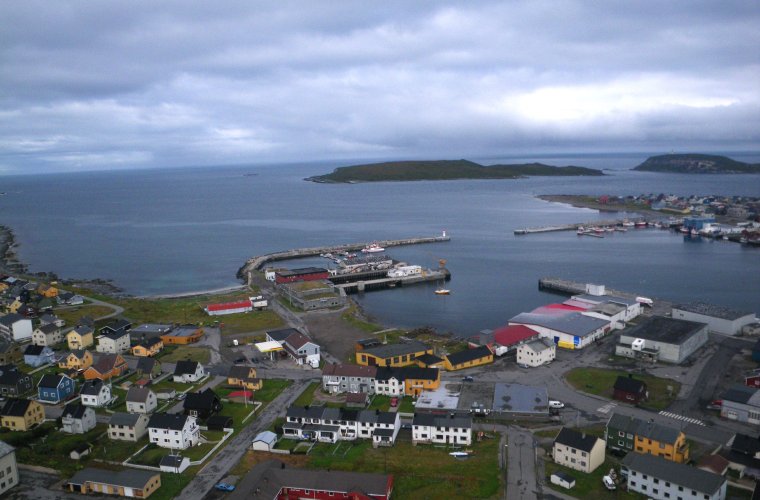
[356,341,433,368]
[227,365,263,391]
[634,426,689,463]
[0,398,45,431]
[8,299,23,314]
[131,337,163,357]
[443,345,494,371]
[58,349,94,372]
[67,326,94,350]
[401,367,441,397]
[37,284,59,298]
[0,282,8,292]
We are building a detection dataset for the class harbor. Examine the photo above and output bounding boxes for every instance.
[334,267,450,294]
[538,277,672,316]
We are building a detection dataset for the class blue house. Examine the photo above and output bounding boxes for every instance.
[38,373,76,404]
[23,344,56,368]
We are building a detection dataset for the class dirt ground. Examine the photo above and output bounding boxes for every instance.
[302,309,375,363]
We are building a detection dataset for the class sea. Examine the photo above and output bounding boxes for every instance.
[1,152,759,337]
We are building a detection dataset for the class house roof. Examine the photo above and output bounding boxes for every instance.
[509,312,609,337]
[62,402,89,420]
[360,340,430,359]
[613,375,647,394]
[375,366,439,383]
[493,325,540,346]
[621,316,707,344]
[36,323,58,335]
[697,454,730,475]
[68,467,159,490]
[90,354,125,374]
[553,427,602,453]
[674,302,753,320]
[39,373,69,388]
[621,452,725,495]
[159,455,187,468]
[722,385,760,407]
[0,313,26,326]
[80,379,105,396]
[206,300,251,312]
[0,398,33,417]
[206,415,233,428]
[520,338,554,353]
[72,325,93,336]
[606,413,681,444]
[266,328,301,342]
[183,388,220,411]
[135,336,162,348]
[252,430,277,445]
[283,332,314,350]
[413,412,471,429]
[445,345,492,366]
[68,349,89,360]
[0,441,14,459]
[731,433,760,456]
[551,471,575,483]
[356,409,396,425]
[415,353,443,365]
[322,363,377,378]
[148,412,192,431]
[136,357,159,373]
[101,319,131,333]
[24,344,47,356]
[99,329,130,341]
[174,360,201,376]
[126,386,154,403]
[0,364,29,386]
[109,412,142,427]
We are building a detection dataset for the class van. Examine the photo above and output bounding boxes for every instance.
[549,400,564,409]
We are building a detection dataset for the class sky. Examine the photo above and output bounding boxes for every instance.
[1,1,759,174]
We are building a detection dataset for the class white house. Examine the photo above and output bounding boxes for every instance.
[126,386,158,414]
[172,360,206,383]
[412,413,472,446]
[621,452,726,500]
[80,379,112,408]
[282,406,401,448]
[95,330,131,354]
[517,339,556,367]
[108,412,149,442]
[0,314,33,342]
[31,324,64,347]
[147,413,200,450]
[552,427,606,473]
[61,403,97,434]
[321,364,377,395]
[0,441,19,496]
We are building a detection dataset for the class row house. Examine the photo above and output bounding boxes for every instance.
[606,413,689,463]
[283,406,401,448]
[0,365,33,397]
[412,413,472,446]
[80,379,112,408]
[108,412,149,442]
[31,323,63,347]
[355,340,433,368]
[147,413,200,450]
[374,367,440,397]
[322,364,377,395]
[0,398,44,431]
[621,452,726,500]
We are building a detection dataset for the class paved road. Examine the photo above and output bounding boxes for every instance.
[506,427,539,500]
[176,378,310,500]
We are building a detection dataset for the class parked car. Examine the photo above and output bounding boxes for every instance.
[462,376,474,382]
[215,482,236,492]
[549,400,564,409]
[177,393,187,400]
[602,476,616,490]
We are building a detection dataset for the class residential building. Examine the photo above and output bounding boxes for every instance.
[355,340,433,368]
[57,292,84,306]
[108,413,149,442]
[720,433,760,480]
[83,353,128,381]
[508,311,611,349]
[131,337,163,357]
[0,398,44,431]
[67,325,94,350]
[0,365,33,396]
[160,325,204,345]
[283,406,401,448]
[38,373,76,404]
[173,360,205,383]
[227,365,263,391]
[322,364,377,394]
[0,314,32,342]
[720,385,760,425]
[621,452,726,500]
[0,441,19,495]
[616,316,709,364]
[67,467,161,498]
[552,427,606,473]
[80,379,112,407]
[374,366,440,397]
[147,413,200,450]
[672,302,756,336]
[443,345,494,371]
[23,344,55,367]
[99,319,131,336]
[58,349,93,372]
[37,284,58,298]
[31,323,63,347]
[0,340,23,365]
[612,375,649,404]
[136,357,162,380]
[61,403,97,434]
[96,329,131,354]
[516,338,556,367]
[605,413,689,463]
[39,313,65,328]
[281,331,321,368]
[183,388,223,420]
[126,386,157,414]
[412,412,472,445]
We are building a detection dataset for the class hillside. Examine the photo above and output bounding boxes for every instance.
[305,160,604,183]
[633,154,760,174]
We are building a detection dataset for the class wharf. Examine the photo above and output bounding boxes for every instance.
[335,268,449,294]
[514,218,651,235]
[538,277,672,316]
[237,233,450,285]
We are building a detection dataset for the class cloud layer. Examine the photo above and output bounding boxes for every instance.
[1,1,759,173]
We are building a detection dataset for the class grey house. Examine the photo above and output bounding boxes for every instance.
[61,403,97,434]
[322,364,377,394]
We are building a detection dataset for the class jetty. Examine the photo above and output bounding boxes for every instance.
[514,218,651,235]
[335,268,450,294]
[538,277,672,316]
[238,232,451,285]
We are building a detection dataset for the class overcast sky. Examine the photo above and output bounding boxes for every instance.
[1,1,759,174]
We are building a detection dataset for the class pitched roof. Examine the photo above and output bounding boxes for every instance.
[553,427,602,453]
[266,328,301,342]
[38,373,68,388]
[0,398,33,417]
[321,363,377,378]
[24,344,46,356]
[80,379,105,396]
[68,467,159,490]
[147,412,192,431]
[493,324,540,346]
[68,349,89,360]
[0,441,14,458]
[206,300,251,312]
[228,365,259,380]
[613,375,647,394]
[521,338,554,353]
[375,366,439,382]
[72,325,94,336]
[0,313,26,327]
[415,353,443,365]
[621,452,725,495]
[413,412,472,429]
[136,357,159,373]
[283,332,314,350]
[62,402,89,420]
[509,312,609,337]
[0,364,29,386]
[606,413,681,444]
[109,412,142,427]
[445,345,492,366]
[183,388,220,411]
[174,360,201,376]
[135,336,162,348]
[126,386,154,403]
[36,323,58,335]
[90,354,125,374]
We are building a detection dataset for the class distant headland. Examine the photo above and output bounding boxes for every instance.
[304,159,605,183]
[633,154,760,174]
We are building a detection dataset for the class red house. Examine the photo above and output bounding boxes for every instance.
[274,267,330,284]
[745,369,760,388]
[613,374,648,404]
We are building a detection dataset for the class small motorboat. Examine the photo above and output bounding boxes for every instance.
[435,288,451,295]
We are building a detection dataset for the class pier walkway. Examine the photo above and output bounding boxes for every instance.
[538,277,672,316]
[238,233,450,285]
[514,218,653,235]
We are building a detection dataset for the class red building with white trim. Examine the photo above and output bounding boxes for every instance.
[274,267,330,284]
[205,300,253,316]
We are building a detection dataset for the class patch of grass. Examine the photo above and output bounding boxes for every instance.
[368,394,391,411]
[55,304,115,325]
[14,424,109,476]
[292,382,321,407]
[158,345,210,364]
[341,306,384,333]
[544,458,642,499]
[727,485,754,500]
[149,472,194,500]
[565,367,680,411]
[398,397,416,413]
[255,379,292,403]
[89,437,150,462]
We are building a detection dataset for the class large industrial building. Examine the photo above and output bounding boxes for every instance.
[672,302,756,336]
[509,312,611,350]
[615,316,708,364]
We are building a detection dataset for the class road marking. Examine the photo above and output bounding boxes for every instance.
[658,410,706,426]
[597,402,617,414]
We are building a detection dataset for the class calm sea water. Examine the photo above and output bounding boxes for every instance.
[1,153,759,336]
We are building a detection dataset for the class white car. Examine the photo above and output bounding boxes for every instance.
[602,475,616,490]
[549,400,564,409]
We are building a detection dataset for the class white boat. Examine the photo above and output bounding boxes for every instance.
[435,288,451,295]
[361,243,385,253]
[449,451,469,458]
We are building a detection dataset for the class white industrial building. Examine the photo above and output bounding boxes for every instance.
[616,316,709,364]
[509,312,611,349]
[672,303,756,336]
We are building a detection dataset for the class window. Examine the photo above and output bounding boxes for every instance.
[630,481,636,487]
[654,478,659,484]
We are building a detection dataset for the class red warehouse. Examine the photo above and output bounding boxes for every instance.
[274,267,330,284]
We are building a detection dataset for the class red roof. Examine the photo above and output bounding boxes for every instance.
[206,300,252,312]
[530,303,585,316]
[493,325,539,346]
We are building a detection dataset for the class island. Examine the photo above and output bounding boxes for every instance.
[633,153,760,174]
[305,159,604,183]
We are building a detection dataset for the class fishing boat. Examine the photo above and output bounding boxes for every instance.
[434,288,451,295]
[361,243,385,253]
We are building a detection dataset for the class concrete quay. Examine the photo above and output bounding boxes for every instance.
[335,268,449,294]
[538,277,672,316]
[238,233,451,284]
[514,218,651,234]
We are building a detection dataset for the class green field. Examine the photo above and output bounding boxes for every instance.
[55,304,116,324]
[565,367,680,411]
[292,382,321,406]
[255,379,293,402]
[158,345,211,364]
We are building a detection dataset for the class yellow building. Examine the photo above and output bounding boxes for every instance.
[356,341,433,368]
[607,413,690,463]
[443,345,494,371]
[634,428,689,463]
[67,326,94,350]
[37,284,59,298]
[58,350,94,372]
[7,299,23,314]
[68,468,161,498]
[227,365,263,391]
[131,337,163,357]
[0,398,45,431]
[0,282,8,292]
[402,368,440,396]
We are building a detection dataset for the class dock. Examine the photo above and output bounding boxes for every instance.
[335,268,450,294]
[538,277,672,316]
[514,218,651,235]
[238,233,451,285]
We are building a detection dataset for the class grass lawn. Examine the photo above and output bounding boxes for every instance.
[398,397,416,413]
[89,436,150,463]
[544,458,643,499]
[219,402,258,431]
[340,305,384,333]
[13,423,109,476]
[158,345,211,364]
[564,367,680,411]
[255,379,292,403]
[148,472,194,500]
[55,304,115,324]
[150,378,195,393]
[292,381,321,406]
[368,394,391,411]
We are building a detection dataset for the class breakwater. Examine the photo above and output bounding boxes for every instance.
[514,218,652,235]
[237,233,451,284]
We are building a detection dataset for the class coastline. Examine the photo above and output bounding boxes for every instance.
[536,194,658,216]
[0,225,28,275]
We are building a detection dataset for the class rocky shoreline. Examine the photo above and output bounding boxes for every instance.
[0,225,28,275]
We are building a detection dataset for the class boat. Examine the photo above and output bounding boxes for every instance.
[622,220,635,227]
[361,243,385,253]
[634,221,647,227]
[434,288,451,295]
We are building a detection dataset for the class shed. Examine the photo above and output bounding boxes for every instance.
[159,455,190,473]
[550,471,575,489]
[252,430,278,451]
[70,443,92,460]
[206,415,233,431]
